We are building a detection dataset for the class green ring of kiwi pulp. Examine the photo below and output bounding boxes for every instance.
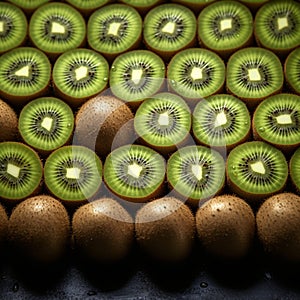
[285,47,300,95]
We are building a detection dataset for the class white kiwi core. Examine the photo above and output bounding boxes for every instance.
[161,22,176,35]
[75,66,89,81]
[131,69,143,85]
[277,16,289,31]
[192,164,203,181]
[250,161,266,175]
[214,111,228,127]
[51,21,66,34]
[0,21,4,33]
[190,67,203,81]
[276,114,293,125]
[15,65,30,78]
[158,112,170,126]
[248,68,261,82]
[107,22,122,36]
[66,167,81,179]
[220,18,233,31]
[7,163,21,178]
[41,117,53,132]
[127,163,143,179]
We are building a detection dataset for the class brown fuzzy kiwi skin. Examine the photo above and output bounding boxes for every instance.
[0,204,8,250]
[72,197,134,263]
[135,197,195,262]
[8,195,70,264]
[0,99,19,142]
[74,95,135,159]
[196,195,255,260]
[256,193,300,263]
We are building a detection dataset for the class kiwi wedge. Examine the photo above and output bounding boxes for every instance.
[8,195,70,264]
[72,198,134,263]
[226,141,288,203]
[0,2,28,54]
[226,47,283,108]
[0,47,51,106]
[284,47,300,95]
[18,97,74,155]
[44,145,102,204]
[192,94,251,151]
[196,195,255,260]
[87,4,142,61]
[0,142,43,202]
[254,0,300,56]
[65,0,110,15]
[7,0,50,13]
[253,93,300,154]
[167,48,225,104]
[290,147,300,194]
[256,193,300,262]
[103,145,166,202]
[119,0,163,15]
[143,3,196,61]
[29,3,86,58]
[109,50,165,107]
[134,92,192,154]
[167,145,225,206]
[52,48,109,107]
[0,98,18,142]
[135,197,195,262]
[197,1,253,59]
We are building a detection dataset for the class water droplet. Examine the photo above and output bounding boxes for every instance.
[231,165,236,170]
[103,77,108,82]
[67,123,72,128]
[87,291,97,296]
[111,66,116,72]
[244,121,248,125]
[264,272,272,280]
[259,127,265,132]
[200,282,208,288]
[12,282,19,292]
[171,80,177,86]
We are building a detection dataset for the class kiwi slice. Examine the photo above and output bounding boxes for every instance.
[226,47,283,108]
[44,145,102,203]
[7,0,50,12]
[253,93,300,154]
[254,0,300,56]
[87,4,142,61]
[119,0,163,15]
[0,47,51,106]
[134,92,191,154]
[290,147,300,194]
[192,94,251,151]
[167,48,225,103]
[18,97,74,155]
[284,47,300,95]
[167,145,225,205]
[65,0,110,15]
[171,0,216,13]
[0,2,28,54]
[52,48,109,107]
[226,141,288,203]
[103,145,166,202]
[0,142,43,202]
[0,98,18,142]
[197,1,253,58]
[143,3,196,60]
[29,3,86,57]
[109,50,165,107]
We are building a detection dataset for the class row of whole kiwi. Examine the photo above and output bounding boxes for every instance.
[0,0,300,268]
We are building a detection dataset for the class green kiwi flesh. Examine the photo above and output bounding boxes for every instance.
[290,147,300,194]
[135,197,195,262]
[0,2,28,54]
[284,47,300,95]
[44,145,102,203]
[103,145,166,202]
[0,142,43,202]
[192,94,251,150]
[0,98,18,142]
[167,145,225,205]
[134,92,191,153]
[226,141,288,203]
[18,97,74,154]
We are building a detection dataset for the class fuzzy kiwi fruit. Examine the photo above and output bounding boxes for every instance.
[0,2,28,54]
[0,204,8,250]
[18,97,74,155]
[197,1,253,59]
[52,48,109,107]
[226,47,284,109]
[29,3,86,58]
[226,141,288,204]
[87,4,142,61]
[0,142,43,203]
[253,93,300,155]
[72,198,134,263]
[103,145,166,203]
[0,98,18,142]
[290,147,300,194]
[192,94,251,151]
[256,192,300,263]
[134,92,192,155]
[196,195,255,260]
[8,195,70,264]
[135,197,195,262]
[74,95,135,158]
[0,47,51,106]
[284,47,300,95]
[143,3,196,61]
[254,0,300,57]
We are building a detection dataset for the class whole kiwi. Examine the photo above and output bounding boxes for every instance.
[196,195,255,260]
[72,198,134,263]
[0,98,18,142]
[0,204,8,249]
[135,197,195,262]
[8,195,70,264]
[256,193,300,263]
[74,95,135,158]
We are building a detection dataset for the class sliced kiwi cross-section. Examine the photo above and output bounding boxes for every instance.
[0,142,42,202]
[104,145,166,202]
[290,147,300,194]
[284,47,300,95]
[19,97,74,155]
[65,0,110,15]
[7,0,50,12]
